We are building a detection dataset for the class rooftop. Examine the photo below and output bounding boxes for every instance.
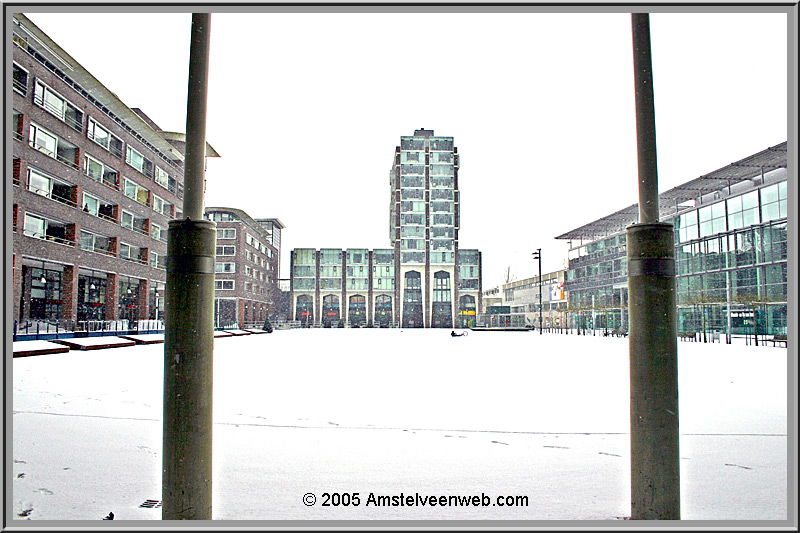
[555,141,787,241]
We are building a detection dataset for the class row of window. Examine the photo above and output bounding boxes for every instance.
[214,279,269,294]
[25,122,176,218]
[20,211,166,268]
[399,138,454,151]
[16,67,180,193]
[24,166,167,242]
[675,181,787,243]
[13,48,180,178]
[399,176,454,188]
[400,151,453,163]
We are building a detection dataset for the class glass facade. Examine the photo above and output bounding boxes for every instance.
[564,175,788,338]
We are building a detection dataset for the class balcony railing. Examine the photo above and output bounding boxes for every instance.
[23,230,75,247]
[28,185,78,209]
[82,244,116,257]
[29,140,81,172]
[13,78,27,96]
[120,255,148,266]
[33,93,83,132]
[14,26,185,175]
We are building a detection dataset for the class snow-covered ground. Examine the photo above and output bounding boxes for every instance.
[11,329,789,522]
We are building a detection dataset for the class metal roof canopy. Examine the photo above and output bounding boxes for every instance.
[555,142,787,242]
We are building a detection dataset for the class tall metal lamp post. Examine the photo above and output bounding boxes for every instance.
[162,12,216,521]
[628,12,680,520]
[532,249,542,334]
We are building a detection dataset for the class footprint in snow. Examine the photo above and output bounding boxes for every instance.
[491,440,509,445]
[725,463,753,470]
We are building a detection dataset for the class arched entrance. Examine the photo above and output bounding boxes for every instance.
[375,294,393,327]
[402,271,423,328]
[458,294,476,328]
[295,294,314,326]
[348,295,366,327]
[322,294,340,327]
[431,270,452,328]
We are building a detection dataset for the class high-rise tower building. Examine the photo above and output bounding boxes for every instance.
[390,129,461,327]
[290,129,482,329]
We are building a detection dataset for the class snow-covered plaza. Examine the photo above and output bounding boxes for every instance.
[10,329,789,523]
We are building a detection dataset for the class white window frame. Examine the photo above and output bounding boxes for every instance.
[124,178,149,206]
[13,62,28,95]
[126,146,145,172]
[154,166,169,188]
[153,194,165,215]
[29,123,58,158]
[151,223,164,241]
[87,117,111,149]
[82,192,101,216]
[84,154,106,182]
[215,280,235,290]
[215,262,236,273]
[216,245,236,256]
[216,228,236,240]
[33,80,70,122]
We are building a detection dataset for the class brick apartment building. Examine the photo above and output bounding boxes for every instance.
[10,14,218,330]
[204,208,284,327]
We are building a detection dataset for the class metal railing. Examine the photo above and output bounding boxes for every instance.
[13,318,165,341]
[13,78,27,95]
[33,93,83,132]
[23,229,75,247]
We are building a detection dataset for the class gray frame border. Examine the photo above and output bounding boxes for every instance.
[4,2,797,531]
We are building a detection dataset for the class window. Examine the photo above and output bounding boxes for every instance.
[87,118,124,157]
[84,155,119,188]
[124,178,149,205]
[217,228,236,240]
[121,210,147,234]
[23,213,70,244]
[13,62,28,95]
[150,223,164,241]
[27,167,73,205]
[34,80,83,131]
[153,195,165,214]
[215,280,235,290]
[82,192,100,216]
[150,251,166,270]
[216,245,236,256]
[80,230,112,255]
[120,242,144,263]
[155,166,169,188]
[29,123,57,157]
[761,182,788,223]
[215,262,236,273]
[126,146,145,172]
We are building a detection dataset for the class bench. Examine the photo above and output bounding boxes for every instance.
[766,334,787,347]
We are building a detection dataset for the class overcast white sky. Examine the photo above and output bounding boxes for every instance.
[21,8,789,288]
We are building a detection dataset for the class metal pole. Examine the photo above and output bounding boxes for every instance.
[628,12,680,520]
[538,249,542,334]
[163,12,216,521]
[632,13,660,226]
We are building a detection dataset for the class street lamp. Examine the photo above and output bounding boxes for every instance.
[532,249,542,335]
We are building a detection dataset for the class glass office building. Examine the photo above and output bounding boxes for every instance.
[558,142,788,339]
